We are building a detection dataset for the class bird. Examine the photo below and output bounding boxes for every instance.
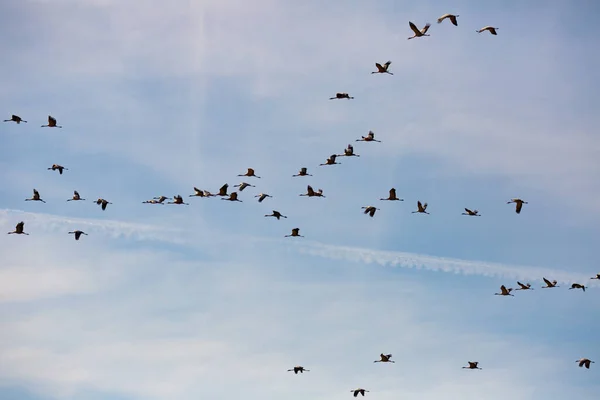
[238,168,261,178]
[372,61,393,75]
[569,283,586,292]
[47,164,68,175]
[437,14,459,26]
[495,285,514,296]
[222,192,242,202]
[462,208,480,216]
[591,274,600,280]
[362,206,379,217]
[95,198,112,210]
[541,278,559,288]
[7,221,28,235]
[67,190,85,201]
[287,366,309,374]
[255,193,272,203]
[234,182,255,191]
[477,26,499,35]
[25,189,46,203]
[68,230,88,240]
[374,353,395,363]
[285,228,304,237]
[216,184,229,197]
[515,282,534,291]
[41,115,62,128]
[265,210,287,220]
[143,196,169,204]
[329,92,354,100]
[576,358,595,369]
[293,167,312,177]
[408,21,431,39]
[463,361,482,370]
[189,187,213,198]
[319,154,341,166]
[351,388,370,397]
[507,198,528,214]
[380,188,403,201]
[338,144,360,157]
[412,201,429,214]
[3,114,27,124]
[169,195,189,205]
[300,185,325,198]
[356,131,381,142]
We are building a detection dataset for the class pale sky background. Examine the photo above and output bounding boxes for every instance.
[1,0,599,399]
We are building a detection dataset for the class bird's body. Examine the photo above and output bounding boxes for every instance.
[234,182,255,191]
[569,283,586,292]
[217,184,229,197]
[285,228,304,237]
[293,167,312,177]
[463,361,481,370]
[68,230,88,240]
[300,185,325,198]
[356,131,381,142]
[67,190,85,201]
[25,189,46,203]
[48,164,68,175]
[320,154,341,166]
[495,285,514,296]
[542,278,559,288]
[362,206,379,217]
[412,201,429,214]
[374,353,394,363]
[329,92,354,100]
[168,195,188,205]
[288,366,309,374]
[462,208,480,216]
[515,282,533,291]
[7,221,28,235]
[41,115,62,128]
[380,188,403,201]
[507,198,528,214]
[339,144,360,157]
[265,210,287,220]
[408,21,431,39]
[95,198,112,210]
[437,14,459,26]
[351,388,370,397]
[372,61,393,75]
[222,192,242,202]
[238,168,261,178]
[577,358,594,369]
[255,193,272,202]
[477,26,499,35]
[4,115,27,124]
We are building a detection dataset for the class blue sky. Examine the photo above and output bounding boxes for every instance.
[1,0,599,399]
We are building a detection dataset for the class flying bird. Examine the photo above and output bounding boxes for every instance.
[412,201,429,214]
[3,115,27,124]
[95,198,112,210]
[285,228,304,237]
[477,26,499,35]
[351,388,370,397]
[374,353,395,363]
[320,154,341,166]
[507,198,528,214]
[41,115,62,128]
[372,61,393,75]
[515,282,533,291]
[7,221,28,235]
[361,206,379,217]
[189,187,213,198]
[25,189,46,203]
[238,168,261,178]
[576,358,594,369]
[437,14,459,26]
[462,208,480,216]
[356,131,381,142]
[168,195,188,205]
[67,190,85,201]
[222,192,242,202]
[265,210,287,220]
[68,230,88,240]
[255,193,272,203]
[408,21,431,39]
[287,366,309,374]
[293,167,312,177]
[47,164,68,175]
[300,185,325,198]
[495,285,514,296]
[338,144,360,157]
[569,283,586,292]
[541,278,559,288]
[380,188,403,201]
[143,196,169,204]
[463,361,482,370]
[329,92,354,100]
[216,184,229,197]
[234,182,255,191]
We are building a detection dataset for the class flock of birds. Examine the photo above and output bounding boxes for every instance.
[3,10,597,397]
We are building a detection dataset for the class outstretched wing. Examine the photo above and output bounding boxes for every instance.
[421,23,431,34]
[409,21,421,35]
